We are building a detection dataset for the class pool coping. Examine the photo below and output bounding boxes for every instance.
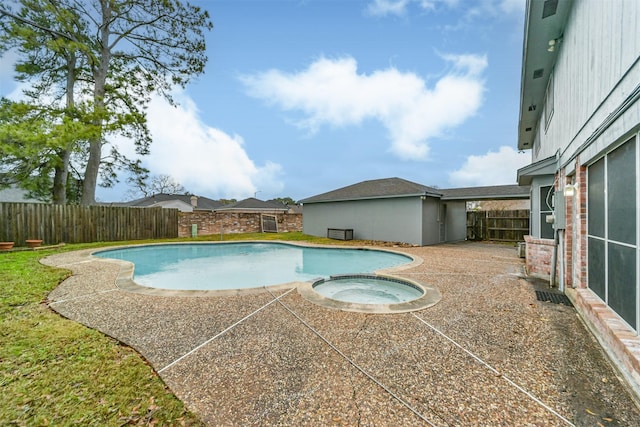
[86,240,426,300]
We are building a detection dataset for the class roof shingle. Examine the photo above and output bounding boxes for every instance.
[300,178,442,203]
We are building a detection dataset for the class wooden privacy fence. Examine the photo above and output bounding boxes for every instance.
[0,203,178,245]
[467,209,530,242]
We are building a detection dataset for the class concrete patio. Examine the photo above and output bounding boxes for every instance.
[43,242,640,426]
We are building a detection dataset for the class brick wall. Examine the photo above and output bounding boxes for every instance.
[524,235,554,279]
[563,168,574,288]
[573,162,588,289]
[178,211,302,237]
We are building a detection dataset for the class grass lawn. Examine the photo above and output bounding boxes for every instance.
[0,232,349,425]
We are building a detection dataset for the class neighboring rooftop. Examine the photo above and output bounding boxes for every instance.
[123,193,224,211]
[300,178,442,204]
[441,185,531,200]
[216,198,289,212]
[0,186,43,203]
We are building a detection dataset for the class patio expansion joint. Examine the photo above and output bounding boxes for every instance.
[265,288,440,427]
[412,313,576,427]
[48,288,119,306]
[157,288,296,374]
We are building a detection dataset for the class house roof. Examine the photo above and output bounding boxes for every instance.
[440,185,531,200]
[517,155,557,185]
[0,186,44,203]
[124,193,223,210]
[518,0,573,150]
[216,197,288,211]
[300,178,442,204]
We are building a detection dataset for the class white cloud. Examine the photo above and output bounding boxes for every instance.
[366,0,412,16]
[498,0,526,15]
[365,0,460,17]
[0,49,20,97]
[2,59,281,200]
[448,146,530,187]
[240,54,486,160]
[117,93,284,199]
[365,0,523,19]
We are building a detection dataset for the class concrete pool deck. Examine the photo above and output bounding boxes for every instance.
[43,241,640,426]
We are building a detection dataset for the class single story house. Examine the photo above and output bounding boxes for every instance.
[516,0,640,397]
[300,177,529,246]
[214,197,290,214]
[0,185,44,203]
[122,193,223,212]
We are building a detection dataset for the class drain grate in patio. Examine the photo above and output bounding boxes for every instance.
[535,290,573,307]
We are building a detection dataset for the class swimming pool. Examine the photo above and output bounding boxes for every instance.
[94,242,412,291]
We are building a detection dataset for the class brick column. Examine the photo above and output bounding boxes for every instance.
[573,160,588,289]
[524,235,555,279]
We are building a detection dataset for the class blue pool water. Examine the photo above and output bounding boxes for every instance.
[94,242,411,291]
[313,276,423,304]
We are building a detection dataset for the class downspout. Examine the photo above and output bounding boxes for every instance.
[550,149,563,290]
[550,226,559,288]
[557,229,565,292]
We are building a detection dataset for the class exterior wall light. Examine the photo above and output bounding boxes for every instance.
[564,183,578,197]
[548,37,563,52]
[548,39,556,52]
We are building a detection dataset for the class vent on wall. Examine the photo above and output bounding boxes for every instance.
[533,68,544,79]
[542,0,558,19]
[262,215,278,233]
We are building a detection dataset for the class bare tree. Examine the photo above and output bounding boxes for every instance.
[126,173,186,199]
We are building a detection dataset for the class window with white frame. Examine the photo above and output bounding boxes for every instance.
[587,135,638,331]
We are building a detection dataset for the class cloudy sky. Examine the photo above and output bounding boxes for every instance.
[0,0,531,202]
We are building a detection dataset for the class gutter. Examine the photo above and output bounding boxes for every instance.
[301,192,443,204]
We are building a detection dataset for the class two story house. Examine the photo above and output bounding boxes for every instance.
[517,0,640,395]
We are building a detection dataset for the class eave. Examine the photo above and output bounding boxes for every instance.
[518,0,573,150]
[517,155,557,185]
[300,192,442,205]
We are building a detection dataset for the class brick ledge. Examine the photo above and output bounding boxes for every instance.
[566,287,640,405]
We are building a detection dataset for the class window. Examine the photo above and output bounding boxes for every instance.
[544,73,554,131]
[539,185,555,239]
[587,136,637,330]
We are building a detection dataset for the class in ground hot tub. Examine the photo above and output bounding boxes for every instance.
[298,274,441,314]
[313,275,424,304]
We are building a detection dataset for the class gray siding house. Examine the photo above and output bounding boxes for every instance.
[301,178,528,246]
[516,0,640,397]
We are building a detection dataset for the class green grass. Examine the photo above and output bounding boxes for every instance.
[0,242,202,425]
[0,232,375,425]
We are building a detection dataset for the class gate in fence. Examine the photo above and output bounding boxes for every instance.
[466,209,530,242]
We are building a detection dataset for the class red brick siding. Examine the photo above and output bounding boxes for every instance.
[524,235,555,279]
[178,211,302,237]
[573,163,588,289]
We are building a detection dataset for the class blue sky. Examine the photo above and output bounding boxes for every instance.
[0,0,530,202]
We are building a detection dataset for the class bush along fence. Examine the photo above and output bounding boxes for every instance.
[466,209,530,243]
[178,211,303,238]
[0,202,178,246]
